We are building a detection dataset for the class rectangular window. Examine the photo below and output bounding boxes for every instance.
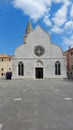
[71,52,73,55]
[1,73,3,76]
[2,68,4,71]
[71,65,73,69]
[2,58,4,62]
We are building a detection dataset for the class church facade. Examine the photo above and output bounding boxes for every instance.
[12,22,67,79]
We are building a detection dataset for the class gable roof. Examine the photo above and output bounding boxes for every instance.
[0,54,12,58]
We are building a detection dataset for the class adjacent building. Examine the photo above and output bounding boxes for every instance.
[12,22,66,79]
[64,48,73,78]
[0,54,12,78]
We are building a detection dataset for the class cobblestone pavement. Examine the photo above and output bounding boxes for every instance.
[0,79,73,130]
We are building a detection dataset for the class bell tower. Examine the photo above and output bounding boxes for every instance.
[26,21,33,35]
[24,21,33,44]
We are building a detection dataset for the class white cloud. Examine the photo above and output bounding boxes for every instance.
[12,0,52,21]
[52,4,68,27]
[64,21,73,29]
[43,15,52,27]
[53,0,70,5]
[34,0,52,6]
[70,4,73,18]
[63,35,73,47]
[12,0,72,28]
[50,26,63,33]
[53,0,62,3]
[12,0,72,38]
[50,0,71,33]
[64,21,73,36]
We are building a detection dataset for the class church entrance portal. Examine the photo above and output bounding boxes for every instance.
[35,68,43,79]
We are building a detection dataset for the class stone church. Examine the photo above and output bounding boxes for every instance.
[12,22,66,79]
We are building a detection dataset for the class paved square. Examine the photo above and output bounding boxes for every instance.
[0,79,73,130]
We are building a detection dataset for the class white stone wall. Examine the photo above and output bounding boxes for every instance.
[12,25,67,79]
[12,58,67,79]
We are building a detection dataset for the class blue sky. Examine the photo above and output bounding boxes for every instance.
[0,0,73,55]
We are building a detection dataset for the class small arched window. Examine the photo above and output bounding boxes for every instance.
[55,61,61,75]
[18,62,24,76]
